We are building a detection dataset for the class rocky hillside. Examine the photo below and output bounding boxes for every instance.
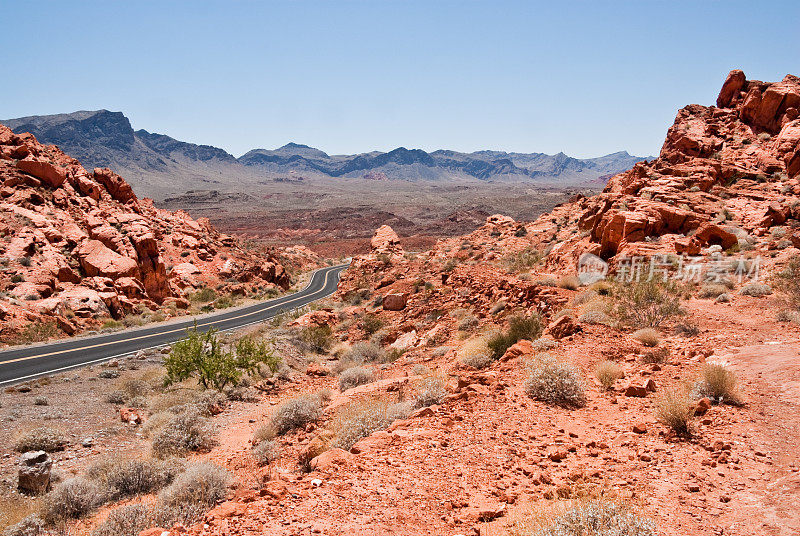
[0,124,297,344]
[524,70,800,269]
[1,110,649,199]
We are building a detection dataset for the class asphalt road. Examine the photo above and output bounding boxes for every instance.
[0,263,348,387]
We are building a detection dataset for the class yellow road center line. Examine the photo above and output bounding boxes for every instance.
[0,268,337,367]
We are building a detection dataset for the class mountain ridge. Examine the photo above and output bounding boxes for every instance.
[1,109,653,199]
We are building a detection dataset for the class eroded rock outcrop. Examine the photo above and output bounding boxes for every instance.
[0,124,296,342]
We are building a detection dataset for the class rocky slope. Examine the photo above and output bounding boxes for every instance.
[525,70,800,268]
[1,110,649,199]
[0,124,296,344]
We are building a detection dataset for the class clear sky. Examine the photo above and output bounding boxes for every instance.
[1,0,798,159]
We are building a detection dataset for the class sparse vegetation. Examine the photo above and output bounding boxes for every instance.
[91,504,152,536]
[776,255,800,309]
[631,328,660,347]
[513,500,655,536]
[738,283,772,297]
[252,439,280,466]
[458,336,493,369]
[299,325,333,353]
[503,248,543,272]
[558,274,581,290]
[695,363,739,404]
[595,360,623,390]
[41,477,104,523]
[655,388,693,435]
[151,409,215,458]
[361,314,385,337]
[699,283,727,298]
[159,462,230,508]
[488,313,544,359]
[612,279,684,328]
[270,394,322,435]
[331,398,412,451]
[338,366,375,391]
[412,377,447,407]
[14,427,66,453]
[525,355,586,407]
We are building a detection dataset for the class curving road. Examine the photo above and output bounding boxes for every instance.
[0,263,348,387]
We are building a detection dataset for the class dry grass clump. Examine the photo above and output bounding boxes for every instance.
[558,274,581,290]
[40,477,104,523]
[595,360,624,390]
[674,321,700,337]
[631,328,660,347]
[159,462,229,509]
[699,283,728,298]
[147,390,200,413]
[91,504,151,536]
[457,315,479,332]
[458,336,493,369]
[270,394,321,435]
[14,427,67,453]
[532,275,558,287]
[508,499,654,536]
[654,388,694,436]
[338,366,374,391]
[412,378,447,408]
[151,409,215,458]
[102,458,183,498]
[738,283,772,297]
[331,398,412,451]
[336,342,385,372]
[252,439,280,466]
[578,310,612,325]
[530,338,558,352]
[695,363,739,404]
[525,355,586,408]
[642,347,669,364]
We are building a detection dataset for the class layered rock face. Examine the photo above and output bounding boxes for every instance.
[529,71,800,266]
[0,125,292,342]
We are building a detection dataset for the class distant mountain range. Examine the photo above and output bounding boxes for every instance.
[1,110,652,199]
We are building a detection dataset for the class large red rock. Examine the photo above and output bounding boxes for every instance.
[370,225,404,257]
[717,69,746,108]
[93,167,137,204]
[383,293,408,311]
[16,159,67,188]
[76,240,139,279]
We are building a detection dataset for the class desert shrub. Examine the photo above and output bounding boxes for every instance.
[3,514,46,536]
[738,283,772,297]
[655,388,693,435]
[33,397,48,406]
[299,325,333,353]
[699,283,727,298]
[270,395,321,435]
[532,500,655,536]
[457,315,479,332]
[631,328,660,347]
[97,369,120,379]
[578,310,612,325]
[572,290,597,305]
[104,458,177,498]
[41,478,104,523]
[151,409,215,458]
[777,309,800,323]
[488,313,544,359]
[190,391,227,416]
[503,248,543,272]
[14,427,66,453]
[612,279,684,328]
[159,463,229,509]
[525,355,586,407]
[121,379,150,399]
[104,390,127,405]
[235,336,281,375]
[345,342,384,364]
[251,424,274,445]
[165,328,275,391]
[695,363,739,404]
[361,314,385,337]
[331,399,412,451]
[715,293,731,303]
[530,338,558,352]
[148,390,199,413]
[458,336,493,369]
[532,275,558,287]
[91,505,153,536]
[776,255,800,308]
[595,360,623,390]
[413,378,446,408]
[338,366,374,391]
[252,439,280,466]
[674,321,700,337]
[190,288,217,303]
[558,275,581,290]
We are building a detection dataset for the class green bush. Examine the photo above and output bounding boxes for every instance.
[488,313,544,359]
[165,328,276,391]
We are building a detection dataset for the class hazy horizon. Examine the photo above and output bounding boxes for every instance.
[1,0,798,159]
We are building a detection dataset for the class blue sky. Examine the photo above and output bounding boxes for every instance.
[1,0,798,158]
